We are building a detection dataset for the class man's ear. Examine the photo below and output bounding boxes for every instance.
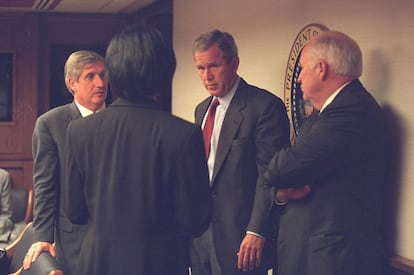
[319,60,329,81]
[231,56,240,73]
[68,79,76,94]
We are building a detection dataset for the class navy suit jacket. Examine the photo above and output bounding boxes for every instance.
[264,79,388,275]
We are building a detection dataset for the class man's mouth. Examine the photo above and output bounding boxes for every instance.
[94,90,106,96]
[206,84,217,90]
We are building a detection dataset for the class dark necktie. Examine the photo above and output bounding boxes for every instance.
[203,98,219,158]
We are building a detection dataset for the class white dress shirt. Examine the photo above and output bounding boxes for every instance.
[319,81,350,113]
[74,100,106,118]
[202,77,240,182]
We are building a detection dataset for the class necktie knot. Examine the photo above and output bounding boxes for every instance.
[210,98,219,110]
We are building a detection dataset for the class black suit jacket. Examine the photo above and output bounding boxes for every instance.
[193,79,290,274]
[32,102,86,274]
[63,97,212,275]
[264,79,388,275]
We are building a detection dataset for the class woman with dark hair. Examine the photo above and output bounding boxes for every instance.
[63,24,212,275]
[106,24,176,108]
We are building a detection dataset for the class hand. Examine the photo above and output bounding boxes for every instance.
[23,241,56,270]
[237,233,264,272]
[276,184,312,203]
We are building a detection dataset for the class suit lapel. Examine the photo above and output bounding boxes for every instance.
[211,81,246,184]
[67,102,82,123]
[195,98,211,126]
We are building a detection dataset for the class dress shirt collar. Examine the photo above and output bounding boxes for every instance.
[319,81,351,113]
[74,100,106,118]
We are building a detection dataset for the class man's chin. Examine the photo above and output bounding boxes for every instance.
[94,94,107,100]
[93,99,106,107]
[206,89,221,97]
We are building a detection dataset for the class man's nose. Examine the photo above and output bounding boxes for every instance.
[95,76,106,86]
[203,68,213,80]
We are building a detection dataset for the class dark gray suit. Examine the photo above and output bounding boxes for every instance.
[264,79,388,275]
[63,98,212,275]
[32,102,87,275]
[191,79,290,274]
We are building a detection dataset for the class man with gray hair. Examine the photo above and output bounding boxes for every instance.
[23,50,107,275]
[263,30,388,275]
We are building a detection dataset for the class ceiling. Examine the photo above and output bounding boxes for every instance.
[0,0,158,14]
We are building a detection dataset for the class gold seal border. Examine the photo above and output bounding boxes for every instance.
[284,23,329,143]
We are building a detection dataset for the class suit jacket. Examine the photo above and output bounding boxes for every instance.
[63,97,212,275]
[0,168,13,243]
[264,79,388,275]
[193,79,290,274]
[32,102,86,275]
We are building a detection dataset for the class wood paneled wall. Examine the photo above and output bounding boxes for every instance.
[0,12,128,190]
[0,13,39,190]
[0,0,172,190]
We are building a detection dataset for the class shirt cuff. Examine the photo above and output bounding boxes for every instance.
[246,231,265,239]
[274,198,288,206]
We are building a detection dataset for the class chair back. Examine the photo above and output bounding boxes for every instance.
[10,189,29,224]
[9,188,33,243]
[8,222,64,275]
[9,222,34,272]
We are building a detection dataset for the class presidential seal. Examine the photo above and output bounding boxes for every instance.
[284,23,329,143]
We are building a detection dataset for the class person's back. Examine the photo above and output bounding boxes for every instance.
[66,99,211,274]
[63,24,212,275]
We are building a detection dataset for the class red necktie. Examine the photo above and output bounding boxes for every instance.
[203,98,219,158]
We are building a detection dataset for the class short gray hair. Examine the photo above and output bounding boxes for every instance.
[64,50,105,94]
[307,31,362,78]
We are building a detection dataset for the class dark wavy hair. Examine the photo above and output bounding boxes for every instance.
[106,24,176,103]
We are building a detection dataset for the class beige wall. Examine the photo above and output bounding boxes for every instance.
[172,0,414,260]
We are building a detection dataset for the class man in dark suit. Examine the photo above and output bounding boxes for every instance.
[23,50,107,274]
[63,24,212,275]
[263,30,388,275]
[190,29,290,275]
